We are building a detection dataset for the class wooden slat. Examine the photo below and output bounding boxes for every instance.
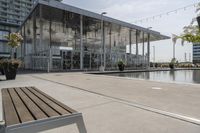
[21,87,59,117]
[2,89,20,126]
[8,88,34,123]
[15,88,47,120]
[27,87,70,115]
[32,87,76,113]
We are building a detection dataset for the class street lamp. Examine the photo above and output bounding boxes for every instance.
[152,46,155,67]
[147,27,152,68]
[100,12,107,72]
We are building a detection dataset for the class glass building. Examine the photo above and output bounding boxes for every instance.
[18,0,170,71]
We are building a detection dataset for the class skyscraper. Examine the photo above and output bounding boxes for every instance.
[0,0,62,57]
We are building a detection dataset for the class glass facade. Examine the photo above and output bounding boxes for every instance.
[193,43,200,64]
[19,3,168,71]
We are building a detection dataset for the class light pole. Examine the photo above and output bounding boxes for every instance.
[147,27,152,68]
[100,12,107,71]
[152,46,155,67]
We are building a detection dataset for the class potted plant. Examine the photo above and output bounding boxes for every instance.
[169,58,176,69]
[2,32,23,80]
[117,60,125,71]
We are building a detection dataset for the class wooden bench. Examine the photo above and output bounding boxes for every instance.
[0,87,87,133]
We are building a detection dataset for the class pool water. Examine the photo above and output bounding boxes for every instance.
[108,70,200,84]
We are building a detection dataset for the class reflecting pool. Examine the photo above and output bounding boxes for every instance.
[108,70,200,84]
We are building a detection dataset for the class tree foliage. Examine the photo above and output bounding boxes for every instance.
[5,32,23,48]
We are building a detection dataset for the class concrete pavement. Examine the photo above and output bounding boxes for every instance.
[0,73,200,133]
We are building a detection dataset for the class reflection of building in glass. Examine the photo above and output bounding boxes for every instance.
[18,0,169,71]
[0,0,62,58]
[193,43,200,64]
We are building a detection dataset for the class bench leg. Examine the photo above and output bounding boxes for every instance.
[76,115,87,133]
[0,121,5,133]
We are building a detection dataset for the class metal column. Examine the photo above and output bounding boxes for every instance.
[33,12,36,54]
[147,33,150,68]
[136,30,138,56]
[80,15,83,70]
[103,22,106,70]
[129,30,132,54]
[48,8,52,72]
[142,32,145,57]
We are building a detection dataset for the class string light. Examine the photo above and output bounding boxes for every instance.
[133,2,199,24]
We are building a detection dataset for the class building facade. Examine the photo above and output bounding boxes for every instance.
[18,0,169,71]
[0,0,62,58]
[193,43,200,64]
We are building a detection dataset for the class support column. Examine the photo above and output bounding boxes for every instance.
[147,33,150,68]
[136,30,138,56]
[142,32,145,68]
[23,25,26,69]
[48,8,52,72]
[142,32,145,57]
[129,30,132,54]
[103,22,106,70]
[80,15,83,70]
[39,5,43,50]
[33,12,36,54]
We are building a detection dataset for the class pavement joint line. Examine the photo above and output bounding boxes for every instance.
[31,75,200,126]
[77,101,115,110]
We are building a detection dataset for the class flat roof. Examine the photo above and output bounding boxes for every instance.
[22,0,170,40]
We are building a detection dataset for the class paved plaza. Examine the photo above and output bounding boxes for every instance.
[0,72,200,133]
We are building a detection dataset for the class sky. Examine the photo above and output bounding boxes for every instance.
[62,0,199,62]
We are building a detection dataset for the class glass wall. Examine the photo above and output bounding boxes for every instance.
[83,16,101,70]
[19,4,152,71]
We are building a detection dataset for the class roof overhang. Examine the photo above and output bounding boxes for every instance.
[20,0,170,41]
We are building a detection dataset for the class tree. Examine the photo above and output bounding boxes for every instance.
[172,2,200,44]
[5,32,23,59]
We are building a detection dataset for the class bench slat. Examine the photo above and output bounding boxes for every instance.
[8,88,34,123]
[21,87,59,117]
[15,88,48,120]
[32,87,77,113]
[28,87,70,115]
[2,89,20,126]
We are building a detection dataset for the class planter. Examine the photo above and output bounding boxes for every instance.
[1,60,20,80]
[169,63,175,69]
[4,67,18,80]
[0,68,4,75]
[118,64,125,71]
[197,16,200,28]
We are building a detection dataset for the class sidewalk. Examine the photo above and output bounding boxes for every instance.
[0,73,200,133]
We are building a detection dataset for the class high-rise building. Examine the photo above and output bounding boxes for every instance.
[0,0,62,57]
[193,43,200,64]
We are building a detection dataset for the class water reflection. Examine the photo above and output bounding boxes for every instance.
[109,70,200,84]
